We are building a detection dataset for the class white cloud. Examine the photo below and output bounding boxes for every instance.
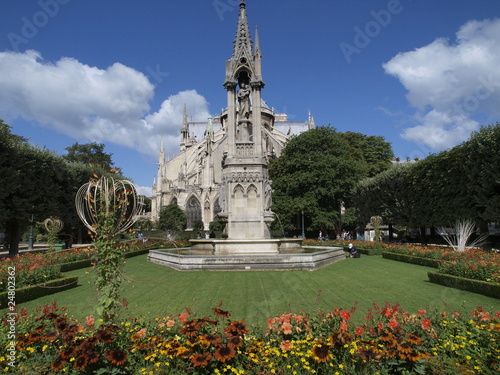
[383,18,500,150]
[0,50,210,158]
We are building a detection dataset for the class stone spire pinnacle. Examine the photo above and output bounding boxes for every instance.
[232,0,253,64]
[180,104,190,150]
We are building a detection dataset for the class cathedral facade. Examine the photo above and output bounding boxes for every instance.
[151,1,314,231]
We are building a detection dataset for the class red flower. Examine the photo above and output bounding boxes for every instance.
[340,310,351,321]
[387,319,399,331]
[421,318,431,330]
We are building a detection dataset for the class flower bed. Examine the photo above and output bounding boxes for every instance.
[0,253,62,292]
[2,303,498,374]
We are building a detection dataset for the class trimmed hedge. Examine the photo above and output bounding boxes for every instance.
[57,248,155,273]
[382,252,441,268]
[428,271,500,299]
[0,276,79,308]
[59,259,92,272]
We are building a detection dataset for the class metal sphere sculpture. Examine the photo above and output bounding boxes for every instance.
[75,176,143,235]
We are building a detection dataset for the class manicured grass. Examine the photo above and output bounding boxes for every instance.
[12,254,500,329]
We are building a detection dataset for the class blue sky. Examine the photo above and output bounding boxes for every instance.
[1,0,500,196]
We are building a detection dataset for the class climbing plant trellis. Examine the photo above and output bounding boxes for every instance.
[75,176,144,321]
[75,176,143,236]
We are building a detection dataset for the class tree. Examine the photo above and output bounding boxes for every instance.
[268,127,376,235]
[63,142,115,171]
[340,132,394,177]
[158,204,187,237]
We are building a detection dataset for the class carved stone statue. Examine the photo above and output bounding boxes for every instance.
[237,82,251,120]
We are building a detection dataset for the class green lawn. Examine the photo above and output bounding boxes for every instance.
[13,254,500,329]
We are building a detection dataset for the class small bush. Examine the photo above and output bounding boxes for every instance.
[428,272,500,299]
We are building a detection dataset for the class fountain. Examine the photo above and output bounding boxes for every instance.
[147,1,344,270]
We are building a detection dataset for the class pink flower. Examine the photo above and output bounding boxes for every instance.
[137,328,147,338]
[281,322,293,335]
[166,319,176,327]
[85,315,95,327]
[179,313,189,323]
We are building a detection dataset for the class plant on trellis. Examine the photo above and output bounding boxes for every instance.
[370,215,383,242]
[42,216,63,252]
[75,176,143,322]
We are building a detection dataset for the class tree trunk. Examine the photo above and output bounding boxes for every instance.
[6,218,20,258]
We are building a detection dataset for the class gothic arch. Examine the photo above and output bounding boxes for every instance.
[247,184,258,215]
[186,195,202,230]
[170,197,178,205]
[233,184,245,216]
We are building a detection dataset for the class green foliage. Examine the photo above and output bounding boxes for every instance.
[269,127,379,232]
[0,276,78,308]
[428,272,500,299]
[63,142,115,170]
[353,123,500,229]
[91,201,124,322]
[158,204,187,234]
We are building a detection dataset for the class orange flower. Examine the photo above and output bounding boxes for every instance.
[312,343,331,362]
[280,340,293,351]
[281,322,293,335]
[213,308,231,318]
[417,309,426,317]
[214,345,236,362]
[104,349,127,365]
[85,315,95,327]
[191,352,213,367]
[387,319,399,331]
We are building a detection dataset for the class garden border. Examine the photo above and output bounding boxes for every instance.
[382,251,441,268]
[427,271,500,299]
[0,276,79,308]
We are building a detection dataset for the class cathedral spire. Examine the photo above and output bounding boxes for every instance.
[180,104,190,150]
[232,0,252,60]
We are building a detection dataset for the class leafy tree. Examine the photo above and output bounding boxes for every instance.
[340,132,394,177]
[269,127,370,234]
[158,204,187,236]
[352,123,500,242]
[63,142,115,171]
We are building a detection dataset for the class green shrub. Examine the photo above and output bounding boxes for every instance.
[0,276,78,308]
[382,252,441,268]
[428,271,500,299]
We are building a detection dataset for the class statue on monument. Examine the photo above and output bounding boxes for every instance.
[237,82,251,120]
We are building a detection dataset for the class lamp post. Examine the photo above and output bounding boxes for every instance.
[301,210,305,239]
[28,206,34,250]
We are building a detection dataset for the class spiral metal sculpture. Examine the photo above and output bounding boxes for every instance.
[43,217,63,233]
[75,176,144,235]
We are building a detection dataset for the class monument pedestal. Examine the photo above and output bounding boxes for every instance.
[190,238,303,254]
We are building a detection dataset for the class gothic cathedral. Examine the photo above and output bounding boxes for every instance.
[151,1,314,232]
